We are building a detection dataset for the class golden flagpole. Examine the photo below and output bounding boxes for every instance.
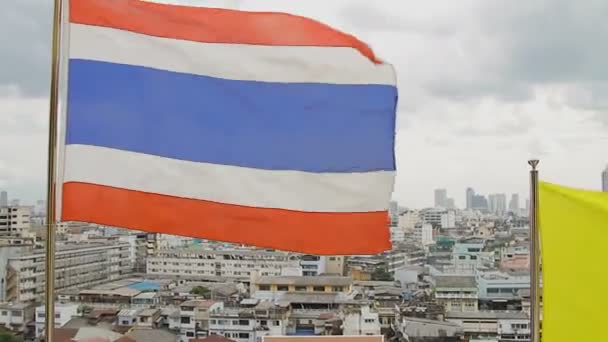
[528,160,541,342]
[45,0,64,340]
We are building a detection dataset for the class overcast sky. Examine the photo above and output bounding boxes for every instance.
[1,0,607,208]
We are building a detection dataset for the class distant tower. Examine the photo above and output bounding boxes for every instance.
[0,191,7,207]
[509,194,520,213]
[603,165,608,192]
[466,188,474,209]
[434,189,447,208]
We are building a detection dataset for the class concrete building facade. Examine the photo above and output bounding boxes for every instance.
[6,242,132,302]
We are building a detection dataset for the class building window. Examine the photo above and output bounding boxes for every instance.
[258,285,271,291]
[332,286,344,292]
[273,321,280,326]
[239,333,250,339]
[210,320,217,325]
[313,286,325,292]
[295,286,307,292]
[470,255,477,260]
[1,311,7,316]
[186,332,195,337]
[277,285,288,291]
[364,319,375,323]
[181,317,191,324]
[458,256,466,260]
[260,320,267,326]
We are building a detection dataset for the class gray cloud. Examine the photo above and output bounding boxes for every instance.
[0,0,52,96]
[414,0,608,112]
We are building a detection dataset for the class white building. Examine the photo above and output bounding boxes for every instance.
[390,225,405,244]
[441,211,456,229]
[35,303,79,338]
[445,311,529,341]
[413,223,433,246]
[209,300,289,342]
[0,241,34,301]
[300,255,326,276]
[7,242,132,302]
[0,302,35,334]
[147,248,301,279]
[342,305,381,336]
[434,276,478,312]
[0,206,32,237]
[422,208,455,228]
[399,210,420,231]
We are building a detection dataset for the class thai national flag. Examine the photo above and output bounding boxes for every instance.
[60,0,398,255]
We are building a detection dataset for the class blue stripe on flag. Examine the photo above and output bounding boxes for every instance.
[66,59,397,172]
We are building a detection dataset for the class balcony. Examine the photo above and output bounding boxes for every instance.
[436,293,478,299]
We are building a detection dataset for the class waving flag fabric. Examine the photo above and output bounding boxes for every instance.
[60,0,398,255]
[539,182,608,341]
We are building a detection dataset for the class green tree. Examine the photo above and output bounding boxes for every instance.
[372,267,394,281]
[190,286,211,298]
[0,332,20,342]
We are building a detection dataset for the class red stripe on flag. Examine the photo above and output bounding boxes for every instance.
[70,0,381,64]
[62,182,392,255]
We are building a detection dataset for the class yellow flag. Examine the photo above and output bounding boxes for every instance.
[540,182,608,342]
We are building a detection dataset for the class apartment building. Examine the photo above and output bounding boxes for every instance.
[209,300,290,342]
[35,303,79,338]
[5,242,133,302]
[0,206,32,237]
[251,275,353,300]
[0,302,35,334]
[0,240,34,301]
[341,304,381,336]
[174,299,224,342]
[147,248,301,280]
[434,276,478,312]
[445,311,530,341]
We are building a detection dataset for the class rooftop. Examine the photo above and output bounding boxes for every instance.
[126,328,177,342]
[0,302,33,310]
[435,276,477,289]
[446,310,528,320]
[256,276,352,287]
[181,299,217,308]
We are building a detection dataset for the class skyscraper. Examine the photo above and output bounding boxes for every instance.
[509,194,520,213]
[0,191,7,207]
[496,193,507,214]
[466,187,475,209]
[434,189,448,208]
[472,195,488,211]
[603,165,608,192]
[488,193,507,214]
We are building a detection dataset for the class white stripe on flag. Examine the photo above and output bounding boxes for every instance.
[63,144,394,212]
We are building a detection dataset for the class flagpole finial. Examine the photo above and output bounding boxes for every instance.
[528,159,540,170]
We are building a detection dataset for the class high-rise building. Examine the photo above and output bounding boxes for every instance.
[509,194,520,213]
[472,195,488,211]
[0,206,32,237]
[466,188,475,209]
[0,191,7,207]
[446,198,456,209]
[602,165,608,192]
[497,193,507,214]
[488,194,507,215]
[434,189,448,208]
